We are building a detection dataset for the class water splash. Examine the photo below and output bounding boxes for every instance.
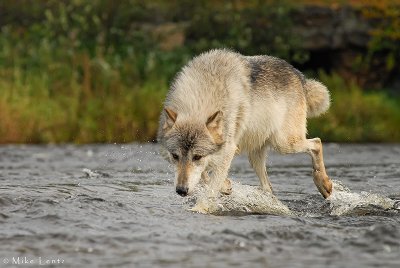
[328,180,397,216]
[187,181,293,216]
[82,168,110,178]
[187,180,398,217]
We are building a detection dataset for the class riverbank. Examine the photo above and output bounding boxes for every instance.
[1,1,399,143]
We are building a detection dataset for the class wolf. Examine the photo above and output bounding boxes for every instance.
[157,49,332,200]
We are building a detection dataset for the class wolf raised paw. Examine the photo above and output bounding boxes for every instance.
[313,171,333,198]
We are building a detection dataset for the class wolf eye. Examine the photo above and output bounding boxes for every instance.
[192,155,202,161]
[171,153,179,160]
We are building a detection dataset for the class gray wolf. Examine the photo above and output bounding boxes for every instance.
[157,49,332,200]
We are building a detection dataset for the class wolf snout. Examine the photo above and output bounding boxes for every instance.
[176,185,189,197]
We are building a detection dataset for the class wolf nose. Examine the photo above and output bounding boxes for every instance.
[176,186,188,197]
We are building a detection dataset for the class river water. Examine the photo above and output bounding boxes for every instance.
[0,143,399,267]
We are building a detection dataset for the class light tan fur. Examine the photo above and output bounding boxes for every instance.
[304,79,331,118]
[158,49,333,199]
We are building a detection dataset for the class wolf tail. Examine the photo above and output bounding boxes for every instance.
[304,79,331,118]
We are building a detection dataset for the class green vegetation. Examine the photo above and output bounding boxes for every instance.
[308,72,400,142]
[0,0,399,143]
[0,0,182,143]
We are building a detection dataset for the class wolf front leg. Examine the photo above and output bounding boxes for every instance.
[207,143,237,196]
[201,171,232,195]
[190,144,236,214]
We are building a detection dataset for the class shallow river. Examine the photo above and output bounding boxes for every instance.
[0,143,399,267]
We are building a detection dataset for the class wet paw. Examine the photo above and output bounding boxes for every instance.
[220,178,232,195]
[313,171,333,199]
[323,178,333,198]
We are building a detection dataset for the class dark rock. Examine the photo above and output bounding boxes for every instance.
[292,5,399,90]
[293,6,371,50]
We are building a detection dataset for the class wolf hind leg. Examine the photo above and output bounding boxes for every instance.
[249,145,273,193]
[275,137,332,198]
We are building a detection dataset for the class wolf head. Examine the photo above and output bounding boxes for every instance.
[158,107,225,196]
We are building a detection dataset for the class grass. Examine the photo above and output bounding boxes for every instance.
[1,61,400,144]
[0,51,169,143]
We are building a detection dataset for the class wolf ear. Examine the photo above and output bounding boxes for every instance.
[206,111,224,144]
[163,107,177,130]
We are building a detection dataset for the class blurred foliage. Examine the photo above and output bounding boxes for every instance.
[361,1,400,72]
[184,0,308,63]
[0,0,399,143]
[332,0,400,88]
[308,72,400,142]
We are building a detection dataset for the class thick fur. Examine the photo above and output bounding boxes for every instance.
[304,79,331,118]
[158,49,332,199]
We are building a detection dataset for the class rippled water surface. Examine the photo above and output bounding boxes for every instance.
[1,143,400,267]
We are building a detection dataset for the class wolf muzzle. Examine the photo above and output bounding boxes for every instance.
[176,185,189,197]
[176,162,191,197]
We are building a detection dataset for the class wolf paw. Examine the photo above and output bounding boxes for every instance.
[313,171,333,199]
[189,202,209,214]
[220,178,232,195]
